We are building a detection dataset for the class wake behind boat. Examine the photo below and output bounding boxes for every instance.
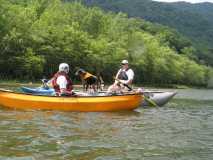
[0,88,142,112]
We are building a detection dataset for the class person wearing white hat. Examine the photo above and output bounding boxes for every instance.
[107,60,134,93]
[51,63,74,96]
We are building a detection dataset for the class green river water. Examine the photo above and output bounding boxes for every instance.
[0,88,213,160]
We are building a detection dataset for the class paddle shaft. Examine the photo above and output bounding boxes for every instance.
[114,77,132,91]
[114,77,158,107]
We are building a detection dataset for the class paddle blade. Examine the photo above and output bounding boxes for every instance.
[144,96,158,107]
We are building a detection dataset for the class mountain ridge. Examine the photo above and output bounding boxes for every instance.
[79,0,213,65]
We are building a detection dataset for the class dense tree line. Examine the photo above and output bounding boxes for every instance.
[80,0,213,66]
[0,0,212,87]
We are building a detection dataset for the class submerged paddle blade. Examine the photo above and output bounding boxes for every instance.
[144,96,158,107]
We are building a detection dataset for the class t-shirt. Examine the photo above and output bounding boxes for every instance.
[116,68,134,79]
[116,68,134,84]
[56,75,67,89]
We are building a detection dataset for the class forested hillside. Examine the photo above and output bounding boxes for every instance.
[80,0,213,66]
[0,0,212,86]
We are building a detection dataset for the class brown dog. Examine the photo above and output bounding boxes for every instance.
[75,69,104,92]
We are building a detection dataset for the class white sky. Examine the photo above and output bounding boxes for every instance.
[153,0,213,3]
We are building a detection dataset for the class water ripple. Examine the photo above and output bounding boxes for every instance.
[0,89,213,159]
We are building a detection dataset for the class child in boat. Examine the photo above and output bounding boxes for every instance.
[40,78,50,89]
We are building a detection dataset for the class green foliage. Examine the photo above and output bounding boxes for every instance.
[80,0,213,67]
[0,0,212,86]
[14,48,45,79]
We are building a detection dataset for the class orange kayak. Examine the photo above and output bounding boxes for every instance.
[0,89,143,112]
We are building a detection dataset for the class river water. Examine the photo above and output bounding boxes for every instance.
[0,88,213,160]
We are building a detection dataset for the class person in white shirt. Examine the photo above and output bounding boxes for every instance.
[107,60,134,94]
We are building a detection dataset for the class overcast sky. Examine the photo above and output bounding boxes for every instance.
[153,0,213,3]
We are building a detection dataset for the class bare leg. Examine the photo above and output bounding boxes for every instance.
[107,83,122,94]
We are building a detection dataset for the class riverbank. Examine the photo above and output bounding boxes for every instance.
[0,80,198,90]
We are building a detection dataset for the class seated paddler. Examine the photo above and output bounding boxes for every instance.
[107,60,134,94]
[51,63,74,96]
[75,68,98,92]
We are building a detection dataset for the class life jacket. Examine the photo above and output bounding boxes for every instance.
[117,68,129,80]
[81,72,97,80]
[52,72,73,94]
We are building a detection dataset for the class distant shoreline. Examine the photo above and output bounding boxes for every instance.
[0,81,208,89]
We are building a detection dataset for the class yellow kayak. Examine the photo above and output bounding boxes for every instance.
[0,89,143,112]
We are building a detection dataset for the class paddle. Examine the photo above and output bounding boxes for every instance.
[114,77,132,91]
[114,77,158,107]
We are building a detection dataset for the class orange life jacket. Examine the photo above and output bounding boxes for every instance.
[81,72,96,80]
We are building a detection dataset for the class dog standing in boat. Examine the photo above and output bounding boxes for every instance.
[75,69,104,92]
